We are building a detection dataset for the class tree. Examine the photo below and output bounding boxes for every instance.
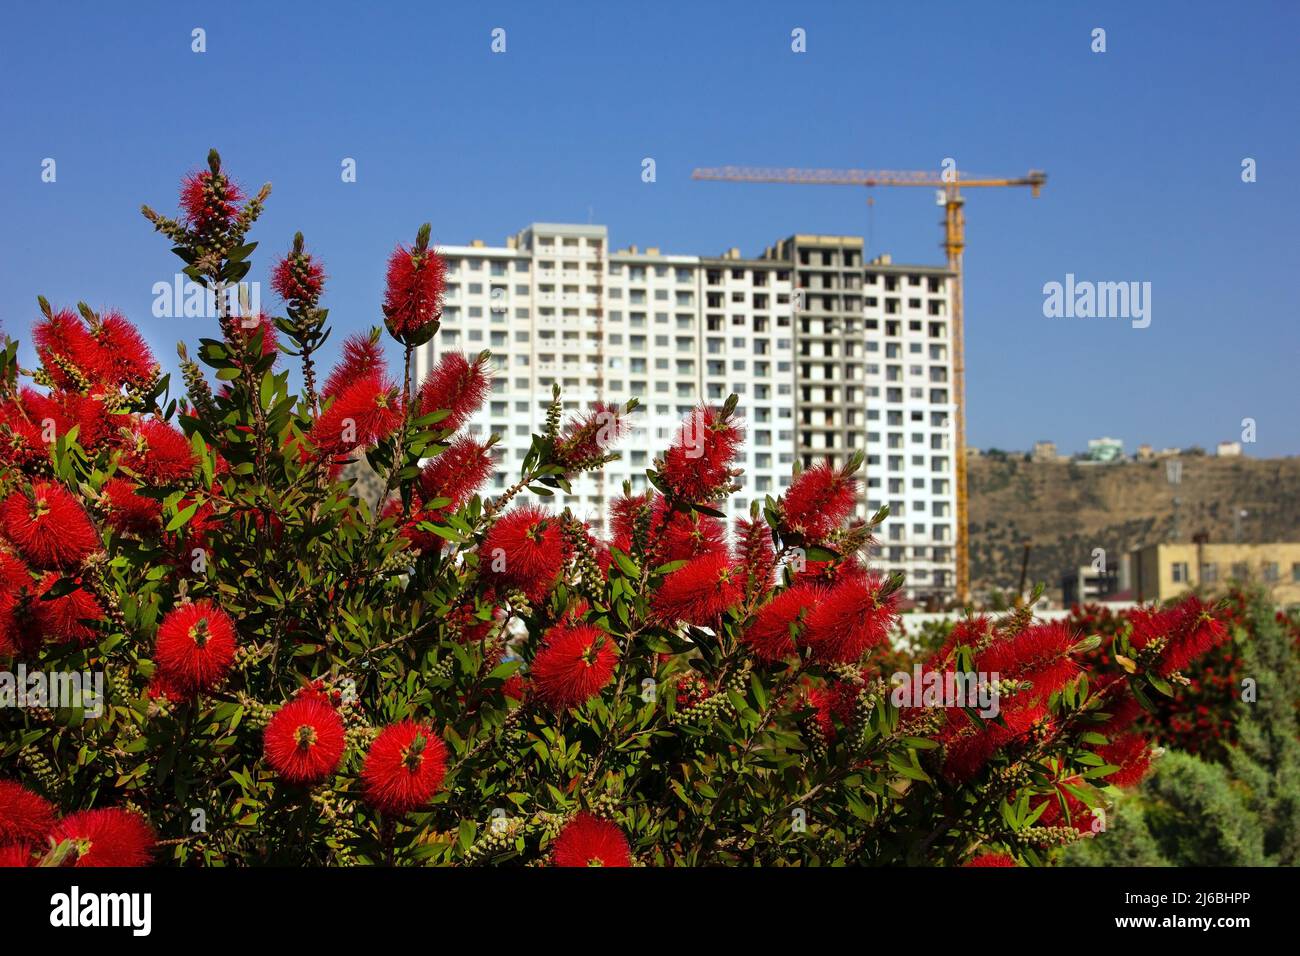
[0,152,1232,867]
[1064,595,1300,866]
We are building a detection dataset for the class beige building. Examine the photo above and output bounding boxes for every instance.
[1130,542,1300,605]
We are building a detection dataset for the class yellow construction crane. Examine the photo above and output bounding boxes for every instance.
[692,165,1047,605]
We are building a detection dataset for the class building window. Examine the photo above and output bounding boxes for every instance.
[1200,562,1218,584]
[1263,562,1279,583]
[1171,562,1189,584]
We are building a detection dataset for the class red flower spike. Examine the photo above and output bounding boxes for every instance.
[419,437,493,509]
[1097,732,1153,788]
[802,571,896,664]
[782,462,858,542]
[735,516,776,591]
[122,419,198,484]
[153,600,237,697]
[745,584,819,661]
[530,622,619,710]
[322,333,387,400]
[179,169,244,231]
[652,552,744,626]
[312,373,402,456]
[964,853,1017,867]
[659,405,742,502]
[102,478,162,536]
[264,697,346,785]
[0,842,37,867]
[361,720,448,815]
[418,352,490,432]
[271,245,326,307]
[383,242,447,341]
[33,573,105,646]
[50,808,156,867]
[976,621,1080,698]
[480,506,565,604]
[92,311,156,389]
[0,482,101,569]
[555,403,626,469]
[32,309,98,390]
[552,812,631,867]
[0,780,56,844]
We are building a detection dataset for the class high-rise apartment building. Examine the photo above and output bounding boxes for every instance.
[414,223,957,602]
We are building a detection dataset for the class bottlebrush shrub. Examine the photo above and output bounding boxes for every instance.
[0,151,1230,867]
[1070,593,1251,762]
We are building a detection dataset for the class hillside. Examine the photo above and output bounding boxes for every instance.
[967,454,1300,599]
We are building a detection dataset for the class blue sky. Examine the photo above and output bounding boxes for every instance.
[1,0,1296,456]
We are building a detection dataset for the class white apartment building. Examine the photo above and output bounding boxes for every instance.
[414,223,957,602]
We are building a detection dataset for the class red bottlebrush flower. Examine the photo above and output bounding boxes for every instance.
[940,698,1051,783]
[313,373,402,456]
[383,241,447,341]
[153,600,237,697]
[271,244,326,307]
[361,720,448,815]
[0,842,37,867]
[555,403,626,470]
[122,419,197,484]
[0,603,18,659]
[735,517,776,591]
[659,405,742,502]
[1128,604,1180,653]
[530,622,619,710]
[609,492,651,553]
[930,615,995,667]
[552,812,631,867]
[57,390,117,451]
[480,506,565,604]
[977,621,1080,698]
[33,573,105,646]
[92,311,156,389]
[808,677,861,741]
[657,509,726,564]
[1160,596,1228,676]
[179,168,244,230]
[502,674,526,700]
[802,571,896,664]
[263,697,346,784]
[102,478,162,536]
[0,394,52,468]
[1,482,100,569]
[0,780,56,844]
[964,853,1017,867]
[745,584,819,661]
[33,309,98,390]
[612,494,726,565]
[781,462,858,542]
[0,551,33,595]
[1097,732,1153,788]
[50,808,155,867]
[418,352,491,432]
[420,437,493,508]
[653,552,743,626]
[323,332,387,400]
